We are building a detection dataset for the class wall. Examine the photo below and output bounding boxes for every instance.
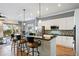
[74,9,79,56]
[38,17,74,48]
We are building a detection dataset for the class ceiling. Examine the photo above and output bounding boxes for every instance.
[0,3,79,21]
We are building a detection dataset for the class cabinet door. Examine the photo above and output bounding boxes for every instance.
[59,17,74,30]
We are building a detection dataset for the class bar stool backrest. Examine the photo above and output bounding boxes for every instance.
[27,33,35,43]
[11,34,14,38]
[27,37,34,43]
[16,35,21,40]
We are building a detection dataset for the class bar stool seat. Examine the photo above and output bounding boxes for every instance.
[18,39,27,44]
[27,42,39,48]
[13,39,17,43]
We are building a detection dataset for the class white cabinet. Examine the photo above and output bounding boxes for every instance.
[59,17,74,30]
[39,17,74,30]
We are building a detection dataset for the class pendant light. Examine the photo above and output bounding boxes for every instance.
[22,9,26,32]
[22,9,26,35]
[38,3,42,24]
[23,9,26,25]
[0,13,5,20]
[35,3,42,34]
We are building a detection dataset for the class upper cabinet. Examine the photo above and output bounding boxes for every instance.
[38,16,74,30]
[59,17,74,30]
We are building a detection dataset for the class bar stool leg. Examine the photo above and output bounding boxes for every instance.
[36,48,40,56]
[25,43,27,49]
[11,42,13,52]
[32,48,34,56]
[22,44,25,56]
[27,47,30,56]
[14,43,15,55]
[17,42,18,56]
[23,44,25,55]
[25,43,29,55]
[20,44,23,56]
[11,41,16,56]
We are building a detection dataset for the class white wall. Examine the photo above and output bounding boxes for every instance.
[38,17,74,48]
[74,9,79,56]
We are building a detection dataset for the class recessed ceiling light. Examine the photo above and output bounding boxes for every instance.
[23,23,26,25]
[35,26,38,30]
[46,8,48,11]
[58,3,61,7]
[37,10,39,14]
[30,13,33,16]
[38,20,42,23]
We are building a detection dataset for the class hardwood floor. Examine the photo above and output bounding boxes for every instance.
[56,44,76,56]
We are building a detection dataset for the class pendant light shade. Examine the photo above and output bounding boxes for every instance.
[0,13,5,20]
[38,3,42,24]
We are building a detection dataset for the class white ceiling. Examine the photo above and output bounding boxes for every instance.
[0,3,79,21]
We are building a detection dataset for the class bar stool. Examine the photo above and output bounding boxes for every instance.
[16,35,22,56]
[11,34,17,55]
[17,39,28,56]
[15,35,28,56]
[26,37,41,56]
